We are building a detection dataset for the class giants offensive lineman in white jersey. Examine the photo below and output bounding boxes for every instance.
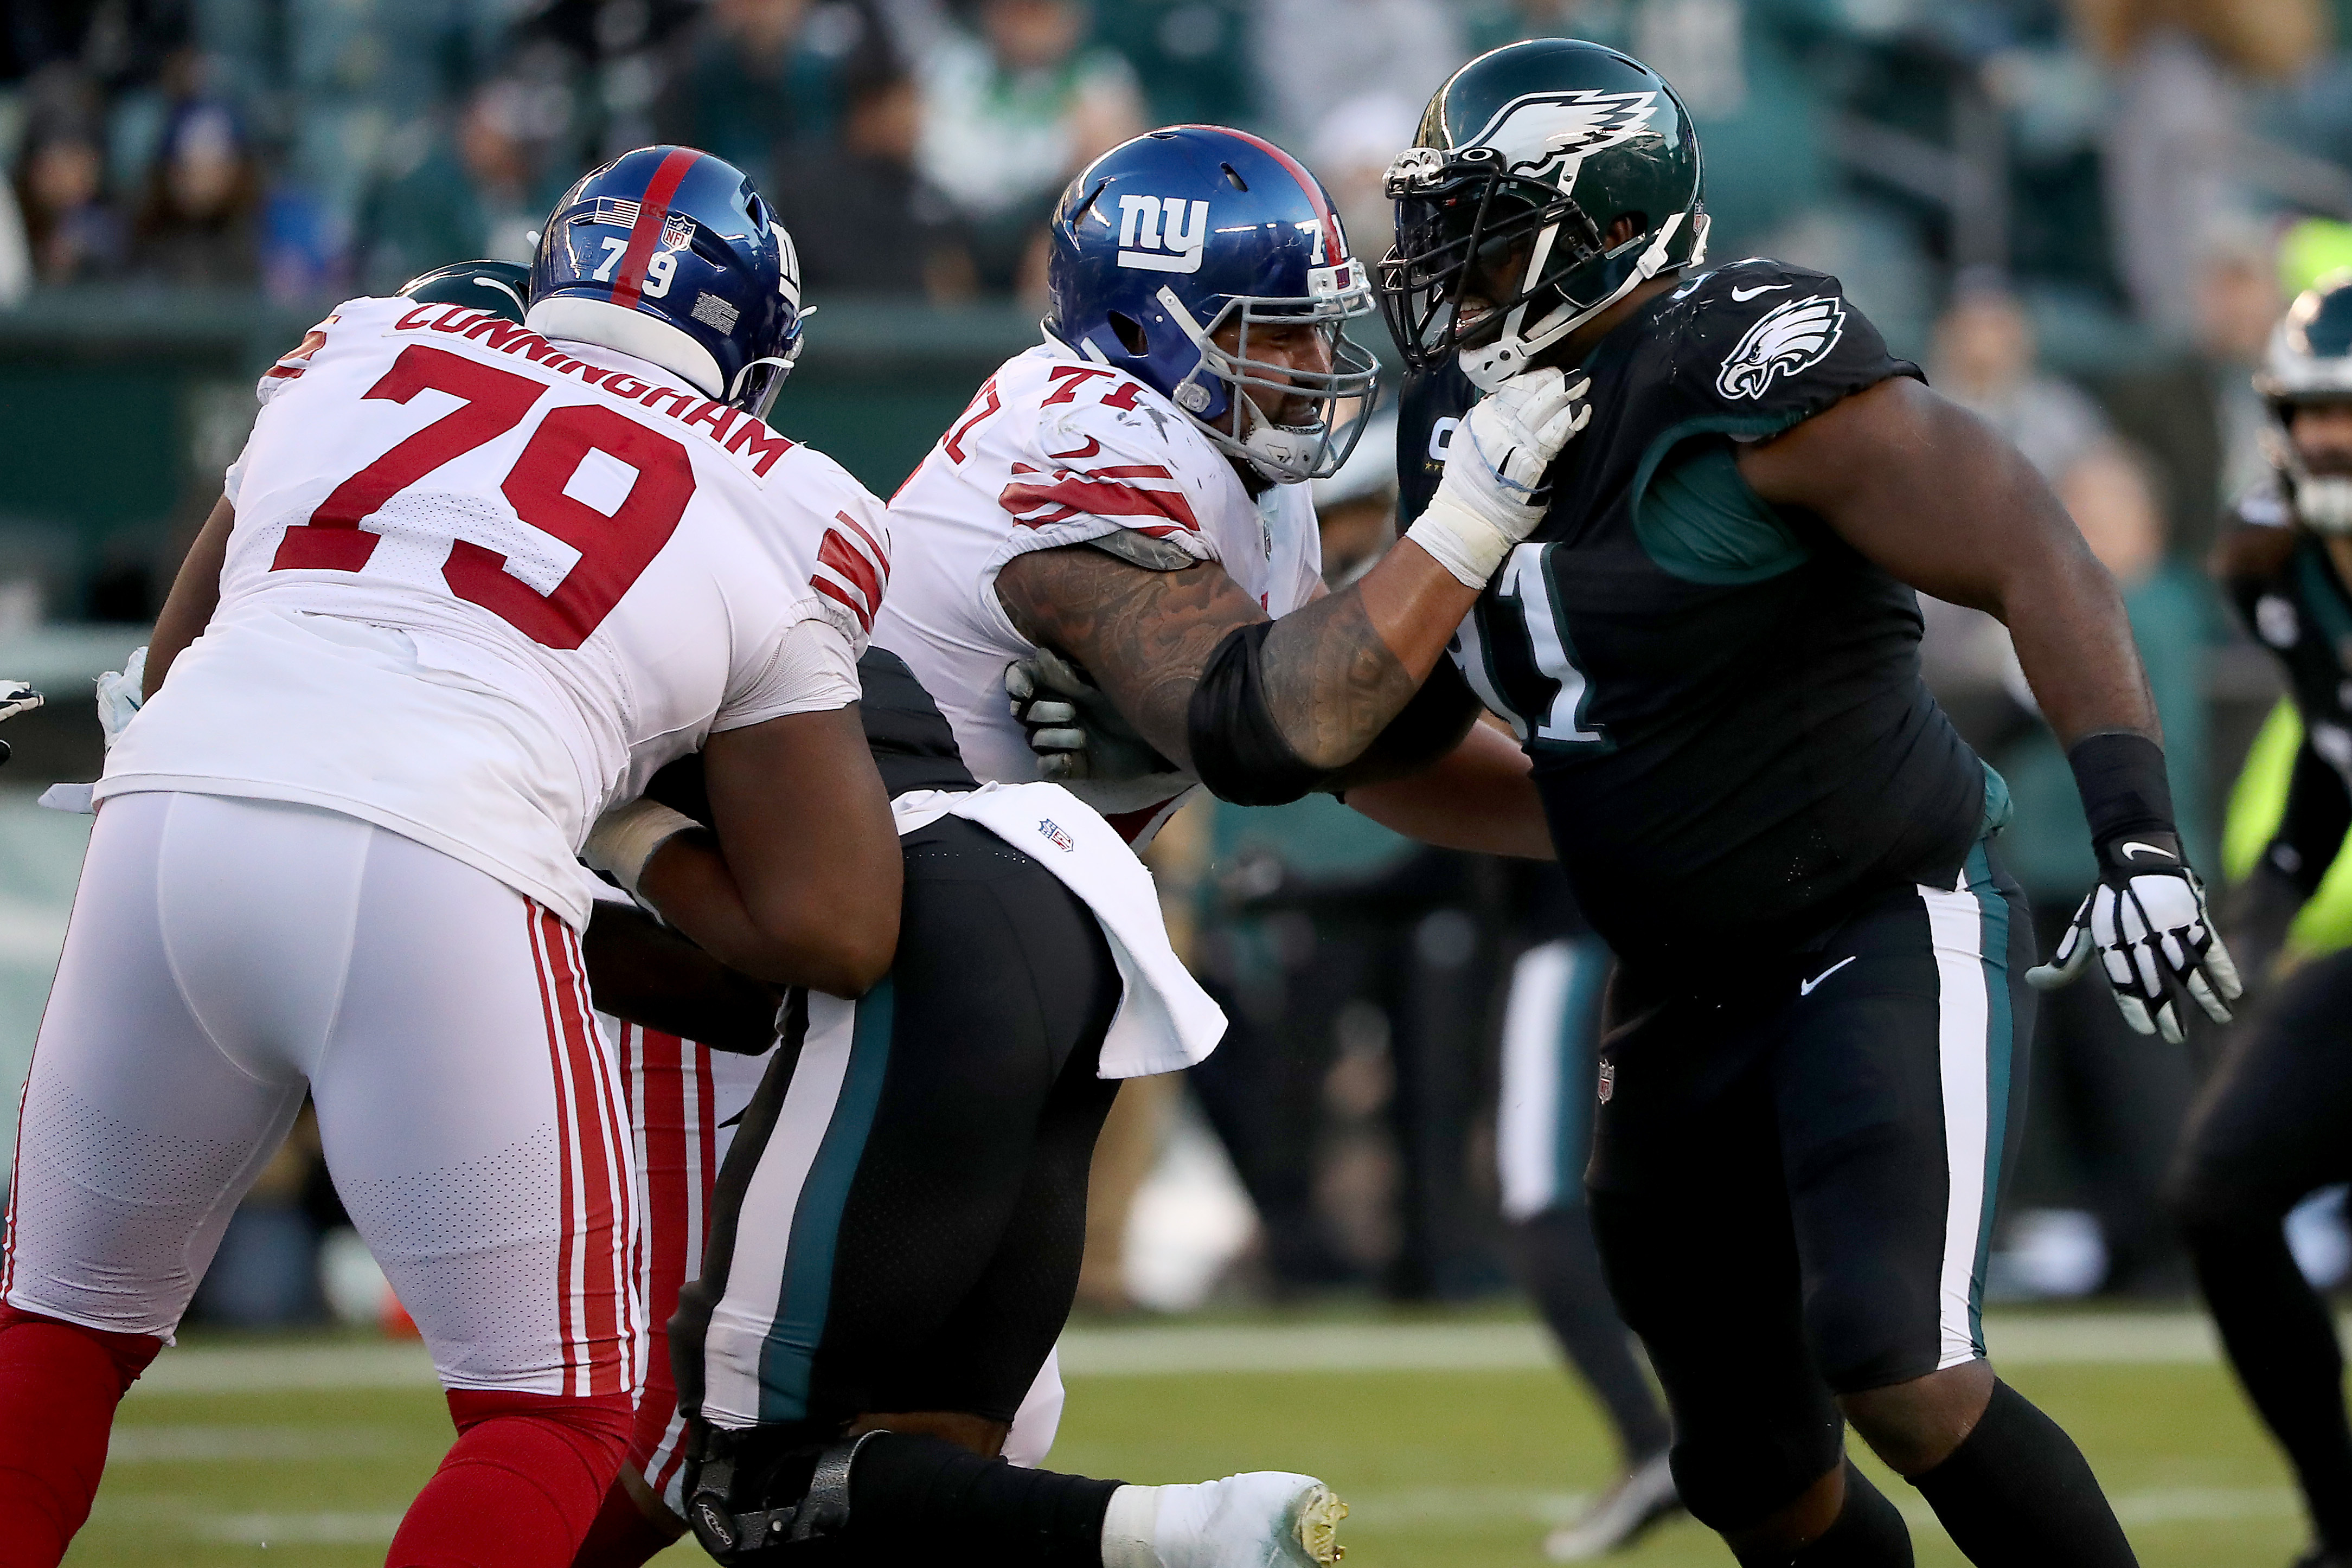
[640,125,1561,1568]
[0,151,902,1568]
[880,125,1552,854]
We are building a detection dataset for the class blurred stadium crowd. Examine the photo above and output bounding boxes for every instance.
[3,0,2350,316]
[15,0,2352,1329]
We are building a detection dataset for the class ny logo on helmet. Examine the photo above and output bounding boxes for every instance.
[1117,195,1210,274]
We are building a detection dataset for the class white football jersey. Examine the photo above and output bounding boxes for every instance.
[876,342,1322,842]
[101,293,890,928]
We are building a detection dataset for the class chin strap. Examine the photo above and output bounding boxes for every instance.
[2299,475,2352,532]
[687,1427,884,1562]
[1461,211,1697,392]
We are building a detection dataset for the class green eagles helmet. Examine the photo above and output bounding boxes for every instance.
[398,259,531,325]
[1376,38,1707,389]
[2257,271,2352,533]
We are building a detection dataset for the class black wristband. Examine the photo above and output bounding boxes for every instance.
[2066,730,2175,849]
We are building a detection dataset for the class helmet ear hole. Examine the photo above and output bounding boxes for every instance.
[1108,310,1150,356]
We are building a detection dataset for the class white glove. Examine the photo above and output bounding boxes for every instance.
[1005,650,1171,783]
[95,645,145,751]
[2026,831,2241,1044]
[1004,652,1195,812]
[0,677,39,768]
[1405,365,1592,588]
[582,797,701,900]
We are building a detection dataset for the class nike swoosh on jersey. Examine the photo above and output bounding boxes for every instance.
[1730,284,1792,302]
[2119,841,2176,862]
[1799,955,1857,995]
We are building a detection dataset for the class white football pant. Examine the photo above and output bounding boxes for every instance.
[3,791,642,1396]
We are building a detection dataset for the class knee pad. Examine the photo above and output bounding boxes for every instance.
[684,1421,873,1564]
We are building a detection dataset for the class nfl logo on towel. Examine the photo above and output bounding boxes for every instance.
[662,211,695,250]
[1038,820,1075,852]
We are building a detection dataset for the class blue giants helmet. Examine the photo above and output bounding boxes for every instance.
[528,146,805,419]
[1044,125,1382,483]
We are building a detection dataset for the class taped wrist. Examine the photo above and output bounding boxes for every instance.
[1187,622,1333,806]
[584,798,701,898]
[2066,731,2175,854]
[1405,492,1523,589]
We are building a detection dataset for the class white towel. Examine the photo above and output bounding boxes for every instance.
[891,782,1225,1078]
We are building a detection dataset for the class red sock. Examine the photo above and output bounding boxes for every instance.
[0,1304,163,1568]
[388,1387,633,1568]
[569,1471,686,1568]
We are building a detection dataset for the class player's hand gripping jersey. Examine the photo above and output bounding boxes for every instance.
[100,294,889,927]
[879,342,1323,841]
[1399,262,1988,966]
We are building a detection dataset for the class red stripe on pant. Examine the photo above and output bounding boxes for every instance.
[528,909,587,1391]
[554,922,638,1395]
[614,1025,713,1504]
[537,909,637,1398]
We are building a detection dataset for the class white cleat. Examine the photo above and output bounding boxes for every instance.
[1543,1451,1681,1560]
[1105,1471,1348,1568]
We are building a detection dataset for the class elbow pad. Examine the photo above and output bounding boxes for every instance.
[1348,659,1481,782]
[1187,622,1332,806]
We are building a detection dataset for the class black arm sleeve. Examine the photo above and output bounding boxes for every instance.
[1324,659,1483,792]
[2270,739,2352,895]
[580,902,784,1055]
[1186,621,1335,806]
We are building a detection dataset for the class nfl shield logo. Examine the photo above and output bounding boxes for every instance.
[661,211,695,250]
[1597,1059,1615,1104]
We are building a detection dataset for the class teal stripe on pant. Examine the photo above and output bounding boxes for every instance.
[1550,936,1610,1207]
[1965,839,2017,1353]
[757,978,896,1423]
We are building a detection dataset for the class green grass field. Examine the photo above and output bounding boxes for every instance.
[66,1315,2309,1566]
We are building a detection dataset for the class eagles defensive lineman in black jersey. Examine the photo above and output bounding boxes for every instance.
[2176,273,2352,1568]
[1364,38,2242,1568]
[1001,36,2241,1566]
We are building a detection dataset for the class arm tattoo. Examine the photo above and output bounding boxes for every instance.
[996,544,1421,773]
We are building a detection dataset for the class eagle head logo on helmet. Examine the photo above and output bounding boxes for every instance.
[1375,40,1708,392]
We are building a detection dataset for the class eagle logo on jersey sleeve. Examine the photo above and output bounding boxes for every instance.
[1715,294,1848,401]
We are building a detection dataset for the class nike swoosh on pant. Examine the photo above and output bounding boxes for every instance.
[1799,955,1858,995]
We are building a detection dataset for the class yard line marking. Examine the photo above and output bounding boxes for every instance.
[127,1342,437,1395]
[107,1424,399,1463]
[121,1310,2299,1394]
[1336,1485,2295,1531]
[197,1510,408,1544]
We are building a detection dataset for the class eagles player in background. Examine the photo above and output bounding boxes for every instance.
[1367,38,2235,1568]
[2179,272,2352,1568]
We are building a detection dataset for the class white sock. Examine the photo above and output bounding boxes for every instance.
[1101,1483,1165,1568]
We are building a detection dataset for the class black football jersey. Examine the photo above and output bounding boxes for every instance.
[648,646,976,820]
[2221,507,2352,891]
[1399,260,1986,968]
